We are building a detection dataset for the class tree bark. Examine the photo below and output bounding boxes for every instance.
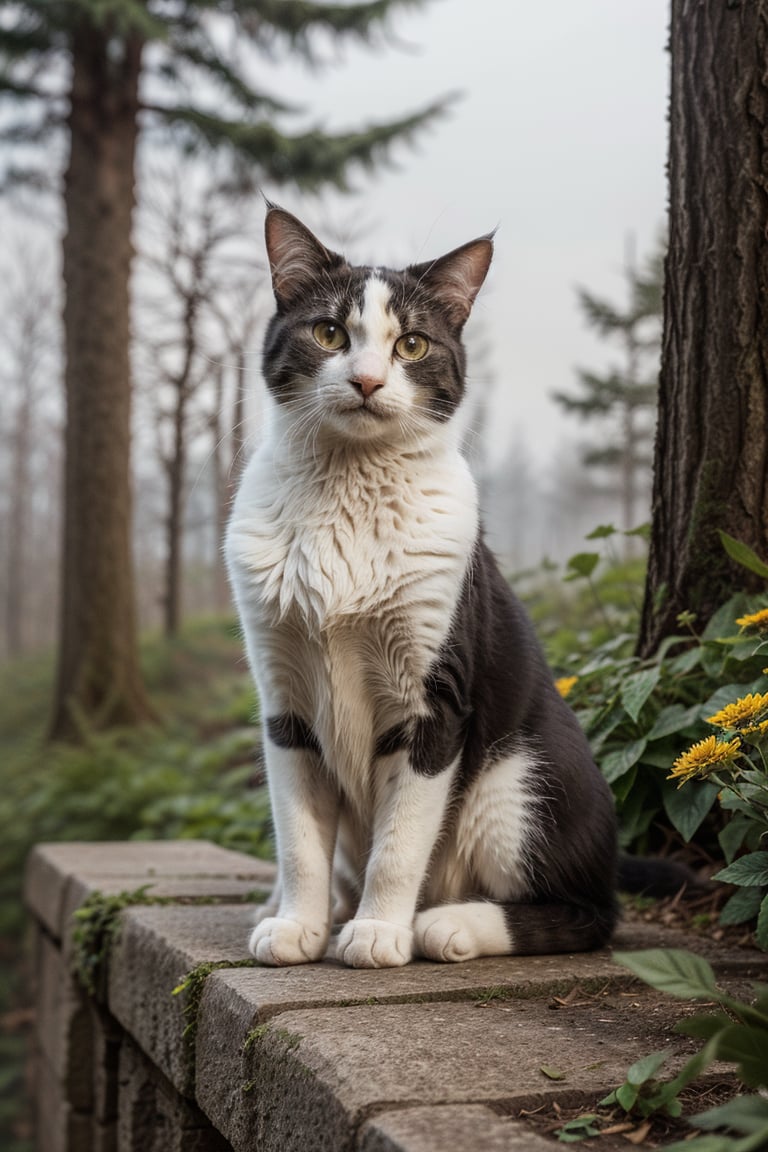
[638,0,768,657]
[50,20,152,739]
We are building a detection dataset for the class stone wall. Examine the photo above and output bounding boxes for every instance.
[25,841,768,1152]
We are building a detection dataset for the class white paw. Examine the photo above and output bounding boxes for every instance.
[336,918,413,968]
[414,909,476,962]
[414,903,510,963]
[248,917,327,966]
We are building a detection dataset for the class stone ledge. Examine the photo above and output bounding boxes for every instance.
[26,840,275,942]
[25,840,768,1152]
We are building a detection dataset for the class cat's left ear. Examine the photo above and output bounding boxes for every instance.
[408,234,494,328]
[264,204,345,310]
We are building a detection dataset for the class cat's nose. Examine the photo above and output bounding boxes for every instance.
[349,375,385,399]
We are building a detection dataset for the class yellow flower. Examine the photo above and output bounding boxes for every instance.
[555,676,578,698]
[667,735,741,787]
[707,692,768,733]
[735,608,768,633]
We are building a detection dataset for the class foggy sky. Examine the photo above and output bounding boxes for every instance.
[254,0,669,468]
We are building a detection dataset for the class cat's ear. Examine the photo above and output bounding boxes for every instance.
[408,234,494,327]
[264,205,344,309]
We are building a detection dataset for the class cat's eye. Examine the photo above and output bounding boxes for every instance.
[394,333,430,362]
[312,320,349,351]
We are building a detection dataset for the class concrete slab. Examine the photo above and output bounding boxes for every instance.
[34,927,94,1109]
[195,995,703,1152]
[359,1106,556,1152]
[25,841,275,940]
[108,903,256,1095]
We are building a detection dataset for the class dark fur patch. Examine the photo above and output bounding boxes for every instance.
[266,713,321,755]
[414,537,619,941]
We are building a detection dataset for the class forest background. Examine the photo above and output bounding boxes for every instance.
[4,2,768,1149]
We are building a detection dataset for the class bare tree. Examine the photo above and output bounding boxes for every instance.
[0,247,61,658]
[135,173,264,634]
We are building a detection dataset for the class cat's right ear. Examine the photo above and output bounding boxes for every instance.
[264,206,344,310]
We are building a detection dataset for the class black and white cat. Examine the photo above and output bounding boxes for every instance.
[226,206,620,968]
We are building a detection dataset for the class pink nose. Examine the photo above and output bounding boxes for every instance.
[350,375,385,399]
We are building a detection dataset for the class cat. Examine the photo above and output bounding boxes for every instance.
[226,204,622,969]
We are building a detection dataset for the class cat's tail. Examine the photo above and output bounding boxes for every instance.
[617,853,706,899]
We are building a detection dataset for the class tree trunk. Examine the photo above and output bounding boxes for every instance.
[164,385,187,637]
[50,21,152,739]
[638,0,768,657]
[210,363,231,614]
[6,378,32,657]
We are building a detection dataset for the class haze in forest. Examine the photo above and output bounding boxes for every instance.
[0,0,669,655]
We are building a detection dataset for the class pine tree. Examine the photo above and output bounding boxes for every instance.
[553,237,663,538]
[0,0,445,740]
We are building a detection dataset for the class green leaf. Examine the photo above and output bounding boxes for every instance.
[719,532,768,581]
[663,780,719,842]
[712,1022,768,1088]
[702,594,752,642]
[667,645,703,675]
[556,1114,602,1142]
[615,1081,638,1112]
[601,738,648,784]
[626,1048,671,1085]
[757,893,768,951]
[613,948,719,999]
[719,816,753,865]
[647,704,701,741]
[692,1095,768,1135]
[714,852,768,888]
[625,522,651,540]
[675,1012,733,1041]
[585,524,618,540]
[621,667,661,724]
[564,551,600,581]
[663,1138,754,1152]
[720,887,765,926]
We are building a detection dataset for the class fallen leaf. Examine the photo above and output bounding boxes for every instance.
[623,1120,652,1145]
[539,1064,567,1081]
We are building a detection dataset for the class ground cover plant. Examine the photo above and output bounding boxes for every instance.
[545,528,768,950]
[553,948,768,1148]
[0,617,270,1152]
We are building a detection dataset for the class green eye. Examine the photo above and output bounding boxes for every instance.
[394,333,430,361]
[312,320,348,351]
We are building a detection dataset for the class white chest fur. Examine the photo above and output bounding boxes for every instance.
[226,422,478,796]
[227,422,477,632]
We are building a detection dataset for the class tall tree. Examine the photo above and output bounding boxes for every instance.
[638,2,768,657]
[553,236,663,539]
[0,0,445,739]
[0,249,59,657]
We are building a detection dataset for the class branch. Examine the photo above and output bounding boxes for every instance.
[185,0,427,59]
[153,36,299,117]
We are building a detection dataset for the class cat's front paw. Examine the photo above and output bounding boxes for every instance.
[249,917,327,966]
[336,918,413,968]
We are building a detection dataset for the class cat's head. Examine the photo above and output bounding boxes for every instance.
[261,205,493,446]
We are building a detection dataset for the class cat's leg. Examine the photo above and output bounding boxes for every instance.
[330,808,363,926]
[335,752,458,969]
[249,722,339,965]
[414,750,617,961]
